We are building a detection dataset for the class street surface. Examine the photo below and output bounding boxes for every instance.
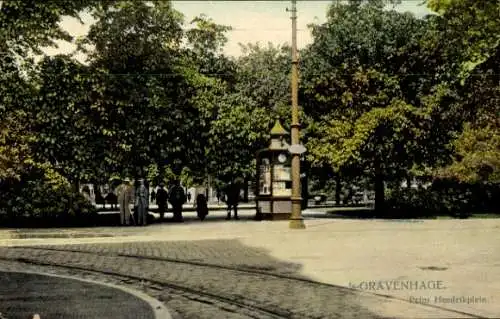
[0,271,155,319]
[0,209,498,318]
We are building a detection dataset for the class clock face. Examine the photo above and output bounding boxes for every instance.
[278,153,287,163]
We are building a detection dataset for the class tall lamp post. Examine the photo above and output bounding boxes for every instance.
[288,0,306,229]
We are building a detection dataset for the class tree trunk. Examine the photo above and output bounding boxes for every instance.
[69,179,80,215]
[335,174,341,205]
[205,174,210,199]
[406,176,412,189]
[374,163,385,215]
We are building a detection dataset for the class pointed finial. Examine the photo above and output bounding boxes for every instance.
[270,119,288,136]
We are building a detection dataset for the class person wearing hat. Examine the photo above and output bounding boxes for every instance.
[117,178,134,225]
[135,178,149,226]
[225,177,243,220]
[156,182,168,220]
[169,179,186,222]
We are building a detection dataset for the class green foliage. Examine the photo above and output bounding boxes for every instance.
[0,1,103,224]
[386,180,499,218]
[32,55,108,183]
[191,42,293,183]
[183,17,236,86]
[2,0,499,223]
[0,168,97,226]
[426,0,500,81]
[437,125,500,183]
[79,1,183,64]
[199,42,294,183]
[0,0,96,56]
[205,93,272,181]
[235,43,291,112]
[186,14,232,55]
[385,187,442,218]
[302,3,439,185]
[145,163,159,185]
[179,167,195,188]
[77,1,207,177]
[0,96,32,181]
[435,45,500,183]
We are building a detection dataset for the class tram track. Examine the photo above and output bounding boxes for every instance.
[11,245,326,285]
[0,246,364,319]
[0,245,486,319]
[0,256,290,319]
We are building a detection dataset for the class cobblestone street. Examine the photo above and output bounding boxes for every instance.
[2,0,499,317]
[0,240,381,319]
[0,216,498,318]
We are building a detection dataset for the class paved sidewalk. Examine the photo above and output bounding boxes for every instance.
[0,211,498,318]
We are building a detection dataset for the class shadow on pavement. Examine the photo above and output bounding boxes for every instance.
[306,208,377,219]
[3,239,382,318]
[0,271,154,319]
[320,208,458,220]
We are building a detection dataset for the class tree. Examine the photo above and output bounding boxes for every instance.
[0,1,103,222]
[199,43,293,184]
[185,40,290,183]
[235,43,291,114]
[184,14,236,85]
[436,46,500,183]
[423,0,500,183]
[301,2,445,212]
[180,14,237,183]
[426,0,500,81]
[0,53,32,180]
[0,0,95,56]
[32,55,108,184]
[205,92,272,182]
[77,1,204,178]
[0,0,97,183]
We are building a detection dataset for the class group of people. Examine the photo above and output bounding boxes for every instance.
[116,178,187,226]
[112,177,242,226]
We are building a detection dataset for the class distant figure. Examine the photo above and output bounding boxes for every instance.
[169,180,186,222]
[150,189,156,204]
[135,179,149,226]
[187,192,192,203]
[196,193,209,221]
[117,178,134,226]
[225,179,241,220]
[216,190,221,204]
[156,183,168,220]
[95,188,105,207]
[82,185,92,203]
[106,191,118,209]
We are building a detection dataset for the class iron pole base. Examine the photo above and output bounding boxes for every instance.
[289,198,305,229]
[289,218,306,229]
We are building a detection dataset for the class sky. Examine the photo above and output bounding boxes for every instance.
[42,1,432,61]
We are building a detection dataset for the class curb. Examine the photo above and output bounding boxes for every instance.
[0,270,172,319]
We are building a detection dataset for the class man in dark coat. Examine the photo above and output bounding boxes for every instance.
[196,193,208,221]
[169,179,186,222]
[105,191,118,210]
[150,189,156,204]
[156,183,168,220]
[135,179,149,226]
[225,179,242,220]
